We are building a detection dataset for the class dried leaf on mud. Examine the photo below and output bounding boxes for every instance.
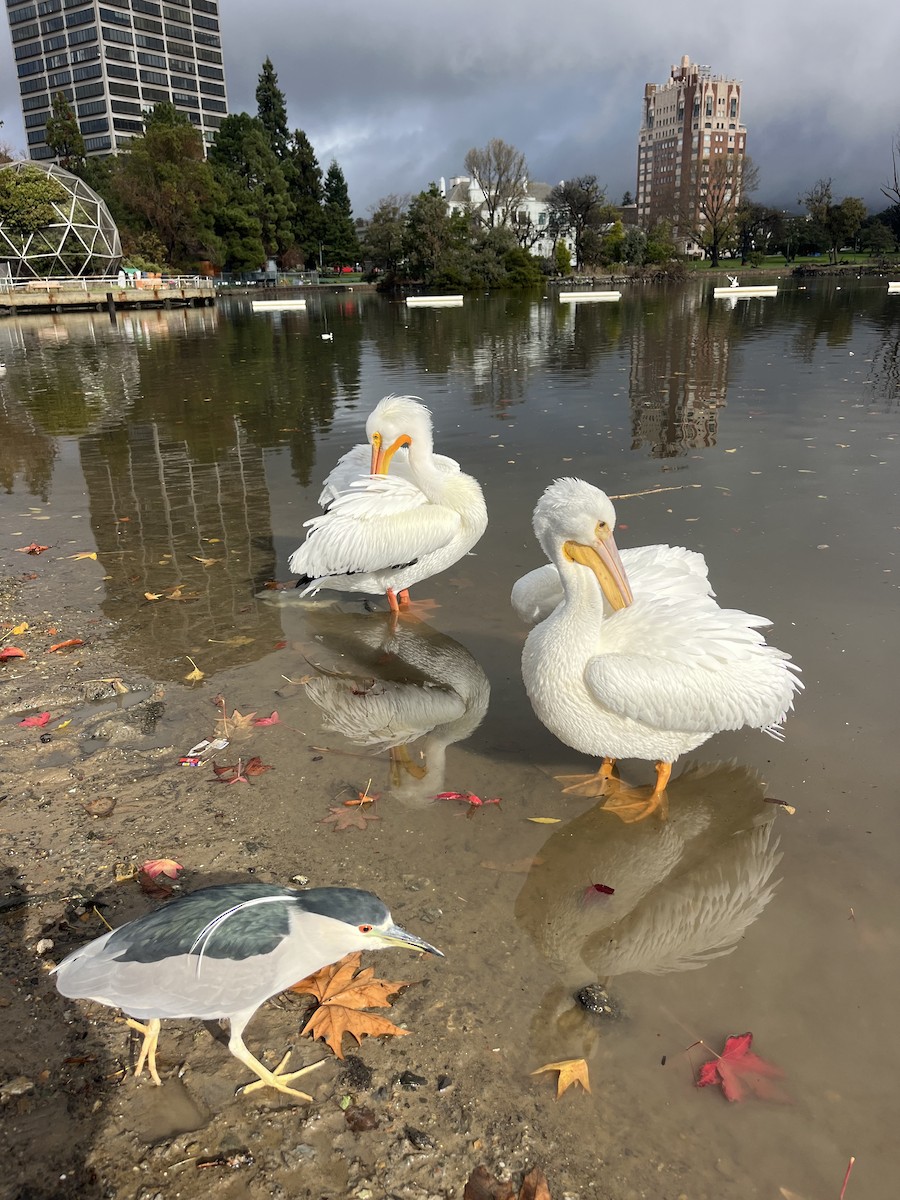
[320,805,380,832]
[254,710,280,725]
[0,647,27,661]
[137,859,184,898]
[16,543,49,555]
[49,638,84,652]
[290,951,411,1058]
[67,552,98,560]
[214,708,258,741]
[695,1032,788,1103]
[530,1058,591,1098]
[463,1165,553,1200]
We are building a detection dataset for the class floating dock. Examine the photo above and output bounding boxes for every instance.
[713,285,778,298]
[405,295,464,307]
[0,277,215,315]
[559,290,621,303]
[888,282,900,294]
[250,298,307,311]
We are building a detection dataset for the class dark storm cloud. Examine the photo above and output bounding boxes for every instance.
[2,0,897,214]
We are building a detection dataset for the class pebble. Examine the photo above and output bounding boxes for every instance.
[398,1070,427,1091]
[404,1126,435,1151]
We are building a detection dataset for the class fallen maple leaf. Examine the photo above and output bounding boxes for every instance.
[144,592,163,601]
[254,710,280,726]
[16,543,49,555]
[191,555,221,567]
[11,621,28,635]
[67,551,97,560]
[49,638,84,652]
[212,756,272,782]
[291,950,410,1058]
[214,708,258,741]
[696,1032,788,1103]
[140,858,183,880]
[243,756,273,776]
[0,647,26,661]
[320,805,381,832]
[530,1058,591,1098]
[18,711,51,727]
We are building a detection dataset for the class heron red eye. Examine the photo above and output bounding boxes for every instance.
[358,923,373,933]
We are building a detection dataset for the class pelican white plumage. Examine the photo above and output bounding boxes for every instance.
[518,478,802,821]
[289,395,487,612]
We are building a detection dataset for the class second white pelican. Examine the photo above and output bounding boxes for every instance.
[518,478,802,821]
[289,396,487,612]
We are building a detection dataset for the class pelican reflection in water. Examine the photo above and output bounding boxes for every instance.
[287,607,490,804]
[514,761,783,1050]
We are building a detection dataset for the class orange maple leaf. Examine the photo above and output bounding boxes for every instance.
[530,1058,591,1098]
[290,951,411,1058]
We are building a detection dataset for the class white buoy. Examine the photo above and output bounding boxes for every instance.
[713,285,778,298]
[251,298,307,311]
[405,295,464,307]
[558,291,621,303]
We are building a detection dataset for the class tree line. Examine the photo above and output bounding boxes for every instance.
[24,58,359,273]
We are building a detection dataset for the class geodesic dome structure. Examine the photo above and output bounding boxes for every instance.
[0,160,122,279]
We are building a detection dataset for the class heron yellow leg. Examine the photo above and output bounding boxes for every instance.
[601,761,672,824]
[555,757,618,796]
[124,1016,162,1085]
[230,1034,327,1101]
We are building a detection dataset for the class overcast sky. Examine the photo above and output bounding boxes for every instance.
[2,0,897,217]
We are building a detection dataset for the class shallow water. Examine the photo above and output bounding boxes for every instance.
[2,278,899,1196]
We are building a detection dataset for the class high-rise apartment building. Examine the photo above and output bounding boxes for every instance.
[5,0,228,160]
[636,55,746,249]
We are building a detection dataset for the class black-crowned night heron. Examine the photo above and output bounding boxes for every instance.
[53,883,442,1099]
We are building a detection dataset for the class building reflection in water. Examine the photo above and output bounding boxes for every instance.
[628,289,730,457]
[79,415,284,676]
[265,601,490,805]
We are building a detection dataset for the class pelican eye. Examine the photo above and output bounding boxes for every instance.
[596,520,609,538]
[371,432,382,448]
[358,923,373,933]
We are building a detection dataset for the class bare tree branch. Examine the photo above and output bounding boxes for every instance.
[463,138,527,229]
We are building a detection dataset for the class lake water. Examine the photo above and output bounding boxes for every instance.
[1,278,898,1197]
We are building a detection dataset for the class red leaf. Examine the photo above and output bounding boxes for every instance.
[140,858,183,880]
[15,542,50,555]
[435,790,501,807]
[254,710,280,726]
[49,638,85,652]
[696,1032,788,1103]
[19,711,51,727]
[0,647,27,661]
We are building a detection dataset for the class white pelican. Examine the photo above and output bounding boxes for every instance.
[289,395,487,612]
[518,478,802,821]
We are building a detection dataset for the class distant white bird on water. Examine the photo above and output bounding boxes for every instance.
[289,395,487,613]
[517,478,802,822]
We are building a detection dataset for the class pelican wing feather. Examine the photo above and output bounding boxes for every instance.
[585,598,802,734]
[512,545,714,626]
[290,475,461,581]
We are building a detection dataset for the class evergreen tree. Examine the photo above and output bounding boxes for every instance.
[45,92,85,174]
[321,159,359,268]
[255,57,290,160]
[209,112,294,265]
[111,103,222,267]
[288,128,323,267]
[403,184,470,286]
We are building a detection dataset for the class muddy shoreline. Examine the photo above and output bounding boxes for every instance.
[1,568,661,1200]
